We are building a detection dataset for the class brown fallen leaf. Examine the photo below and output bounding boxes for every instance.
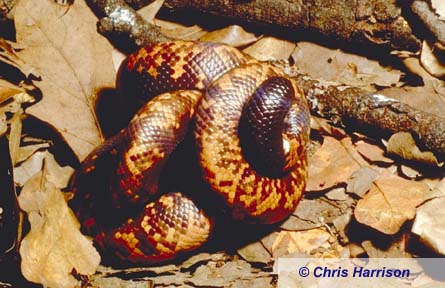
[432,0,445,19]
[379,59,445,118]
[188,259,268,287]
[13,139,51,165]
[14,150,74,188]
[280,215,322,231]
[0,79,26,103]
[400,164,422,179]
[307,136,362,191]
[325,187,349,201]
[137,0,164,24]
[385,132,441,166]
[199,25,258,47]
[355,140,393,164]
[0,39,34,77]
[14,0,116,161]
[91,277,152,288]
[412,196,445,255]
[310,116,347,138]
[346,167,380,197]
[361,240,409,258]
[157,19,206,41]
[18,167,100,288]
[333,211,352,243]
[293,197,353,227]
[243,37,296,61]
[0,81,35,162]
[291,42,402,90]
[237,241,271,264]
[420,41,445,79]
[354,175,429,234]
[271,228,344,258]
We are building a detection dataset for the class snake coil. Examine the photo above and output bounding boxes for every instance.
[70,41,310,264]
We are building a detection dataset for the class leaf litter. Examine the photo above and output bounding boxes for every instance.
[1,0,445,287]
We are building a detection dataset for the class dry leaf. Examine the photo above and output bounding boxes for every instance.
[271,229,343,258]
[18,169,100,288]
[180,252,226,269]
[15,0,116,161]
[14,140,51,164]
[361,240,410,258]
[293,197,350,225]
[346,167,380,197]
[0,112,7,136]
[91,277,151,288]
[237,241,271,264]
[291,42,402,90]
[325,187,349,201]
[0,39,34,77]
[310,116,347,137]
[157,19,205,41]
[307,136,362,191]
[386,132,441,166]
[137,0,164,24]
[280,215,322,231]
[200,25,258,47]
[354,177,428,234]
[0,82,35,160]
[424,177,445,200]
[420,41,445,79]
[243,37,295,61]
[432,0,445,19]
[412,197,445,255]
[0,79,26,103]
[14,151,74,188]
[400,164,422,179]
[188,260,263,287]
[379,57,445,118]
[333,211,352,243]
[8,110,23,165]
[355,140,393,164]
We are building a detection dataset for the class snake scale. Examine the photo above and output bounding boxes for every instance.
[69,41,310,264]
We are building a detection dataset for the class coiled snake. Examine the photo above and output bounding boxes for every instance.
[69,41,310,264]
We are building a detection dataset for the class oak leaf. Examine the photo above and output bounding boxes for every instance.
[355,176,428,234]
[14,0,116,161]
[18,168,100,288]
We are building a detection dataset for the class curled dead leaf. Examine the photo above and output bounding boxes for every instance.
[243,37,295,61]
[420,41,445,79]
[199,25,258,47]
[14,151,74,188]
[18,168,100,288]
[385,132,441,166]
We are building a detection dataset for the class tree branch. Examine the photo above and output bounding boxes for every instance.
[87,0,171,50]
[273,61,445,159]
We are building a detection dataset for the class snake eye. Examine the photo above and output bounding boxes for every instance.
[283,138,290,155]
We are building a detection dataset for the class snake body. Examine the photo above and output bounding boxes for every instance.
[70,41,310,264]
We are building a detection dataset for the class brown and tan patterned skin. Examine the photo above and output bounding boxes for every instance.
[70,41,310,264]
